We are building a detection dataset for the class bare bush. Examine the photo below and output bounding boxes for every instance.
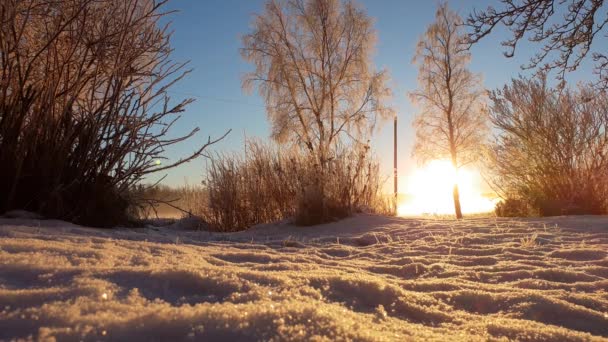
[494,198,536,218]
[488,74,608,216]
[201,141,389,232]
[0,0,225,226]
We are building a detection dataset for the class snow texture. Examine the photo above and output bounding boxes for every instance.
[0,214,607,341]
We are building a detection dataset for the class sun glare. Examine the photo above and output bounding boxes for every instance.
[397,160,496,216]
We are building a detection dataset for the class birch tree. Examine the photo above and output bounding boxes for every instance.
[410,3,487,219]
[241,0,392,170]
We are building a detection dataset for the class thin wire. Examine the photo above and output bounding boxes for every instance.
[166,90,265,109]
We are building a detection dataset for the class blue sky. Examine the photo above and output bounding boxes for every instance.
[156,0,593,192]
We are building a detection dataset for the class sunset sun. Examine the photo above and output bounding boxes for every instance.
[397,160,496,216]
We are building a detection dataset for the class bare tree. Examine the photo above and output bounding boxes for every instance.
[410,3,488,219]
[240,0,391,223]
[241,0,392,170]
[0,0,227,226]
[488,74,608,215]
[467,0,608,90]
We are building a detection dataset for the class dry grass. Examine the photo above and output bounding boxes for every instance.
[200,141,393,231]
[133,142,393,232]
[132,183,209,220]
[520,233,539,248]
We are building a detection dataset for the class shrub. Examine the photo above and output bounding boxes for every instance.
[200,141,390,231]
[487,75,608,216]
[494,198,535,217]
[0,0,225,226]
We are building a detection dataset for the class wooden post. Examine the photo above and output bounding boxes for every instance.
[394,114,398,210]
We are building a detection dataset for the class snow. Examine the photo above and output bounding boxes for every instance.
[0,214,607,341]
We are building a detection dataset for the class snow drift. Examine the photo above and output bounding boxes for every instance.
[0,215,607,341]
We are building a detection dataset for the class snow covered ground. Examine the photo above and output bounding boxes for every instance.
[0,214,607,341]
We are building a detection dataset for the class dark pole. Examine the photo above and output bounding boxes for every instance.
[394,114,398,205]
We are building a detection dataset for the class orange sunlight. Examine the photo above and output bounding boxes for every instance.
[397,160,496,216]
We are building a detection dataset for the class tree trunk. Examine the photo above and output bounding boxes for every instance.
[450,145,462,219]
[452,182,463,219]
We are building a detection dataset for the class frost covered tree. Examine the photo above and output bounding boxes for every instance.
[241,0,392,170]
[488,75,608,216]
[467,0,608,90]
[241,0,392,224]
[410,3,487,219]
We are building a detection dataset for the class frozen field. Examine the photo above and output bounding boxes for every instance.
[0,214,607,341]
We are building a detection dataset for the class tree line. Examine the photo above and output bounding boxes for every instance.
[1,0,606,228]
